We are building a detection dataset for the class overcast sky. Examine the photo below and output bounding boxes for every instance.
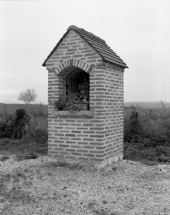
[0,0,169,104]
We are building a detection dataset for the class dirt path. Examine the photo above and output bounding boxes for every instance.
[0,156,170,215]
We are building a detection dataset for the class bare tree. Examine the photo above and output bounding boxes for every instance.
[18,89,37,104]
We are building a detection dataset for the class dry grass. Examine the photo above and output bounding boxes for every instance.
[0,156,170,215]
[0,138,47,157]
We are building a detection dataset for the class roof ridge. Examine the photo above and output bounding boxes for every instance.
[67,25,105,44]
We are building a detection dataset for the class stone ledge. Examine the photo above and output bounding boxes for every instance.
[52,110,95,118]
[94,153,123,169]
[46,153,123,170]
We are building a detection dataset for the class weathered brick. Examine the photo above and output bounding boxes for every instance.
[66,141,75,144]
[71,145,82,148]
[72,152,82,156]
[77,157,89,161]
[65,134,76,137]
[83,153,95,157]
[72,131,82,133]
[58,144,70,148]
[83,145,94,149]
[77,149,88,153]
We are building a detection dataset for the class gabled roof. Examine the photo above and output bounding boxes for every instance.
[42,25,128,68]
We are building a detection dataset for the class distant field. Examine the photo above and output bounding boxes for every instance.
[0,103,47,117]
[124,107,170,119]
[124,101,170,109]
[124,102,170,118]
[0,103,48,130]
[0,102,169,120]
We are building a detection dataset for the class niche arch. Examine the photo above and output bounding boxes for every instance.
[55,59,92,75]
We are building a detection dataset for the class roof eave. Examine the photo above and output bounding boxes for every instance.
[73,28,128,69]
[102,58,128,69]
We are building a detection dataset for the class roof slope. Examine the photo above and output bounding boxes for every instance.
[42,25,128,68]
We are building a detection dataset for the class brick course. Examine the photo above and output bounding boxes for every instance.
[44,28,126,166]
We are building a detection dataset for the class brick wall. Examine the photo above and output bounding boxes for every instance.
[45,29,124,166]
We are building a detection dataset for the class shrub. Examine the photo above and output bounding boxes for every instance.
[0,154,10,161]
[155,145,170,157]
[33,128,48,145]
[140,147,157,161]
[123,143,144,161]
[0,138,10,146]
[35,146,47,154]
[16,151,38,161]
[124,109,143,142]
[28,128,48,145]
[124,109,170,163]
[148,136,169,147]
[157,155,168,162]
[0,122,7,138]
[0,109,32,139]
[0,108,41,141]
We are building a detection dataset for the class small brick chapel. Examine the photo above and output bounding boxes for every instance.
[42,25,128,166]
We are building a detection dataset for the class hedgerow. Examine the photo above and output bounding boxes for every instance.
[0,109,28,139]
[0,109,47,144]
[124,108,170,163]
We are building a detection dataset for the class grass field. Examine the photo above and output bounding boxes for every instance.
[0,103,47,120]
[0,102,170,164]
[124,101,170,109]
[0,103,47,129]
[124,107,170,120]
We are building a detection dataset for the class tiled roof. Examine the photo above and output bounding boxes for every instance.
[42,25,128,68]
